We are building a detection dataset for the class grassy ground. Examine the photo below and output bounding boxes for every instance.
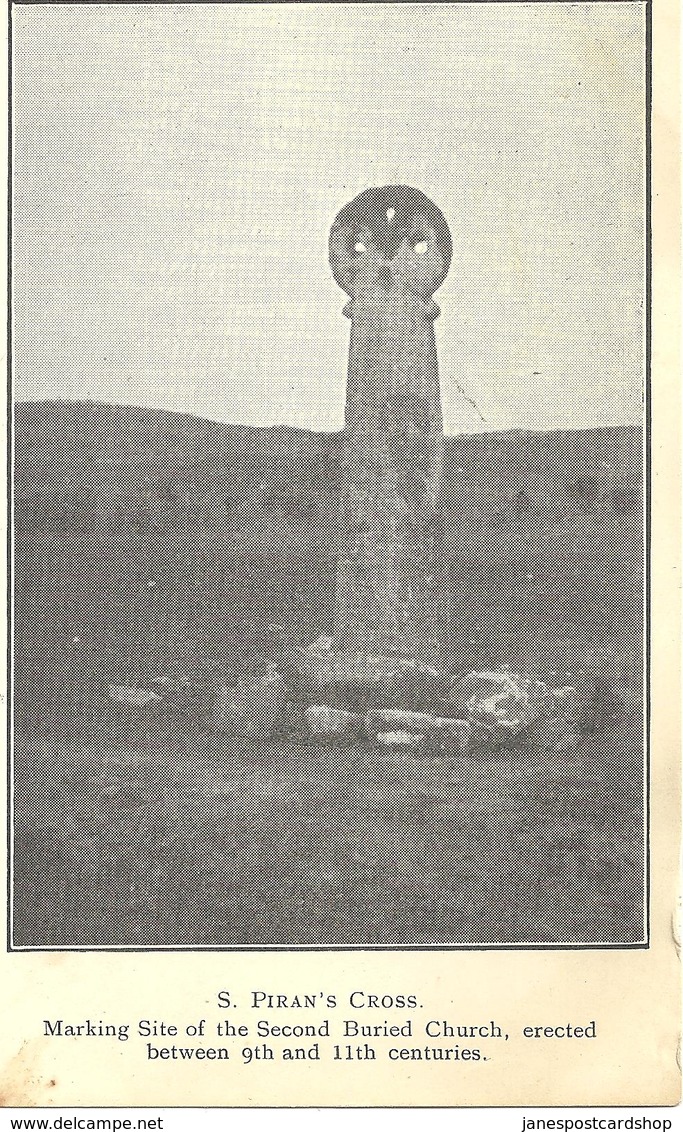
[12,459,644,948]
[12,703,644,947]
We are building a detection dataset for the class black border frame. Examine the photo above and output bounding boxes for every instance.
[5,0,653,955]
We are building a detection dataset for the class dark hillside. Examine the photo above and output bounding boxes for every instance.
[15,399,642,531]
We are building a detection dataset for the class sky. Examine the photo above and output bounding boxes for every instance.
[13,3,646,434]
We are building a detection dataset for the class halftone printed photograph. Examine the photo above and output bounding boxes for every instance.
[10,2,647,949]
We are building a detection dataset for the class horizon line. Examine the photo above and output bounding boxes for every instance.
[14,396,644,442]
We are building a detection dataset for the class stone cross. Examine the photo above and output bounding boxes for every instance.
[329,185,452,660]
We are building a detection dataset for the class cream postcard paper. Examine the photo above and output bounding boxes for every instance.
[2,0,679,1108]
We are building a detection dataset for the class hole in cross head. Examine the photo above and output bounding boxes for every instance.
[386,207,396,222]
[353,237,368,254]
[412,239,428,256]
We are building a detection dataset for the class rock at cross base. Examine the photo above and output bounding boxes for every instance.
[452,669,581,749]
[305,705,366,740]
[286,642,441,695]
[366,709,472,752]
